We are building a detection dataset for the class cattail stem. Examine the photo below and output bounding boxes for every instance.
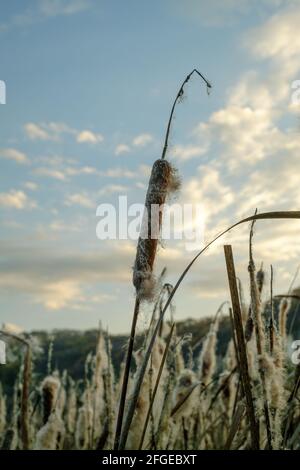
[114,297,140,449]
[224,245,260,450]
[269,265,275,354]
[248,215,264,355]
[138,323,175,449]
[248,219,273,449]
[229,308,240,369]
[21,345,31,450]
[207,366,237,412]
[161,69,211,160]
[224,402,245,450]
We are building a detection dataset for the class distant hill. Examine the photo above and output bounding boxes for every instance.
[1,294,300,396]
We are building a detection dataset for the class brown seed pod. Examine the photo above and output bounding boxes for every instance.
[133,159,179,300]
[41,376,60,424]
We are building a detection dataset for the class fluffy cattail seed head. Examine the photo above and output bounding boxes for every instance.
[198,319,219,385]
[172,369,198,418]
[41,376,60,424]
[34,411,65,450]
[133,159,180,300]
[279,298,290,342]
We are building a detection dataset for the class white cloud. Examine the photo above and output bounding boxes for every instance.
[49,219,82,232]
[24,181,38,191]
[24,122,105,145]
[98,184,128,196]
[76,130,104,144]
[24,121,74,141]
[33,160,145,182]
[40,0,92,18]
[34,167,66,180]
[0,148,29,164]
[0,241,132,312]
[101,167,137,179]
[0,190,36,209]
[28,279,113,311]
[172,0,297,27]
[0,0,92,32]
[198,105,275,170]
[247,8,300,62]
[135,182,146,190]
[65,166,98,177]
[115,144,130,155]
[173,144,207,161]
[183,167,234,223]
[24,122,52,140]
[132,133,153,147]
[35,280,83,310]
[65,193,94,208]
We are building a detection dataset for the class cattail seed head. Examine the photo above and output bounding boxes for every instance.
[133,159,180,300]
[172,369,198,418]
[41,376,60,424]
[34,411,65,450]
[198,319,219,386]
[278,298,290,342]
[66,378,77,435]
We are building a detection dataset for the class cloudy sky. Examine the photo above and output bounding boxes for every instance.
[0,0,300,333]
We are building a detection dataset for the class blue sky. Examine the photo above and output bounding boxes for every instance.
[1,0,300,333]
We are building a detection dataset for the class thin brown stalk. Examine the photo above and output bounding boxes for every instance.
[207,366,237,412]
[224,402,246,450]
[138,323,175,450]
[114,297,140,449]
[228,307,244,420]
[231,376,241,421]
[21,345,31,450]
[224,244,259,450]
[269,265,275,354]
[229,308,240,368]
[170,382,201,418]
[248,220,273,449]
[182,417,189,450]
[161,69,211,160]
